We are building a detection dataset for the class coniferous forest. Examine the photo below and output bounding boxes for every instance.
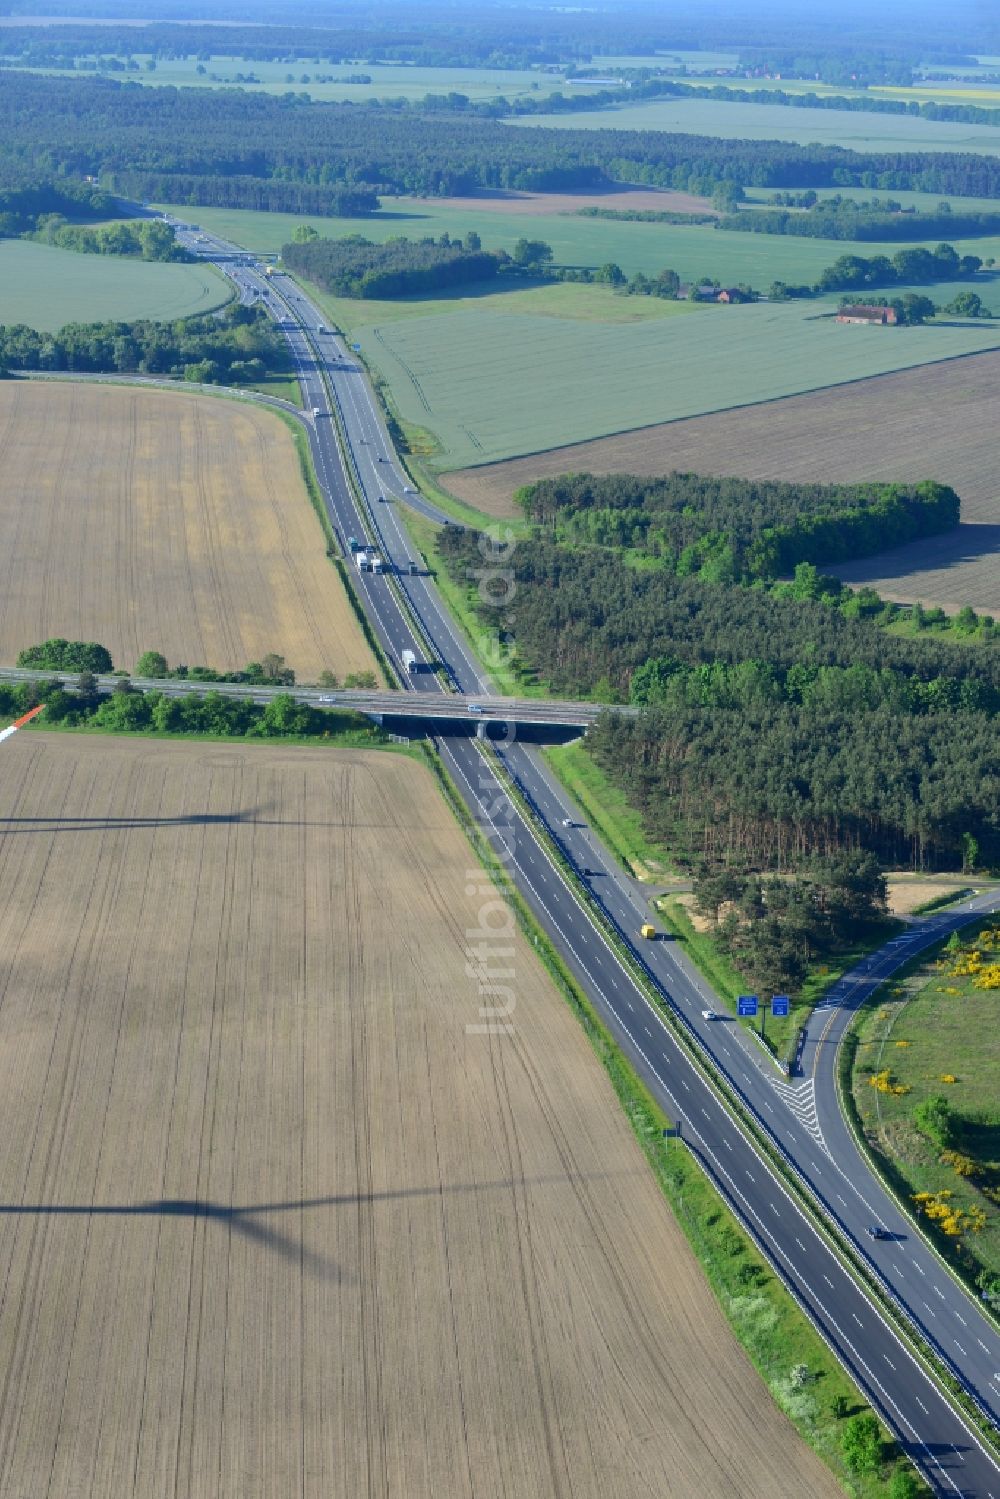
[438,487,1000,876]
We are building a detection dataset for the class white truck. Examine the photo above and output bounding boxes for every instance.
[402,649,418,674]
[356,550,369,570]
[371,556,385,575]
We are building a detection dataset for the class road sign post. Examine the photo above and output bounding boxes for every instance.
[765,994,790,1042]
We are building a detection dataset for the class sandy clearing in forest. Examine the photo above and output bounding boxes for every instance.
[0,732,841,1499]
[444,349,1000,613]
[886,877,974,915]
[0,380,379,681]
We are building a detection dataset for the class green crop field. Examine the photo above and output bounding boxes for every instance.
[509,97,1000,153]
[0,240,230,330]
[26,57,563,105]
[157,200,1000,295]
[312,280,702,332]
[331,295,1000,470]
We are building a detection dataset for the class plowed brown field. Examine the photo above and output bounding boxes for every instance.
[0,733,840,1499]
[0,381,379,681]
[447,350,1000,613]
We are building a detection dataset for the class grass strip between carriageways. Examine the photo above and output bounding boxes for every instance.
[478,739,1000,1466]
[424,739,935,1498]
[542,738,676,882]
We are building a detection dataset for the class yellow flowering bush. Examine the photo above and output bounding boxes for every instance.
[912,1190,986,1237]
[940,1150,978,1179]
[868,1068,910,1097]
[943,927,1000,984]
[939,1074,958,1084]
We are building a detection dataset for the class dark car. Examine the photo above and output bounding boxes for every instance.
[866,1225,891,1240]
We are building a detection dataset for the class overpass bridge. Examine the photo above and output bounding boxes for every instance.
[0,669,621,737]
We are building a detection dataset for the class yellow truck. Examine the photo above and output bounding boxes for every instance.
[640,923,657,940]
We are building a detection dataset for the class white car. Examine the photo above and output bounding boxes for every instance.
[403,485,417,494]
[561,818,573,827]
[701,1009,718,1021]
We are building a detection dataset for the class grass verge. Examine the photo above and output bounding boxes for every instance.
[425,740,933,1498]
[911,887,975,916]
[242,373,302,406]
[409,453,524,530]
[543,738,675,881]
[399,510,506,692]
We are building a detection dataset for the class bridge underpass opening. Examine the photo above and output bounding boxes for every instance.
[370,714,585,747]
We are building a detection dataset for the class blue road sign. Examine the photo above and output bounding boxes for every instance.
[771,994,790,1018]
[737,994,759,1018]
[351,342,362,351]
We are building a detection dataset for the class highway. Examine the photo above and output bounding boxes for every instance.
[169,218,1000,1492]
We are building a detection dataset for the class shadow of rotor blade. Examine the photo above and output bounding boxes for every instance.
[0,806,352,834]
[224,1210,348,1284]
[142,1198,348,1282]
[225,1170,642,1217]
[0,1172,640,1224]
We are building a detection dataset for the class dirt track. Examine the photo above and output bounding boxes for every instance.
[445,349,1000,612]
[0,380,379,680]
[0,733,840,1499]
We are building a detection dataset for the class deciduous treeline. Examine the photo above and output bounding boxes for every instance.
[720,199,1000,243]
[28,215,189,260]
[281,233,501,298]
[516,472,959,582]
[0,678,373,742]
[0,304,290,382]
[0,176,118,236]
[817,243,982,291]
